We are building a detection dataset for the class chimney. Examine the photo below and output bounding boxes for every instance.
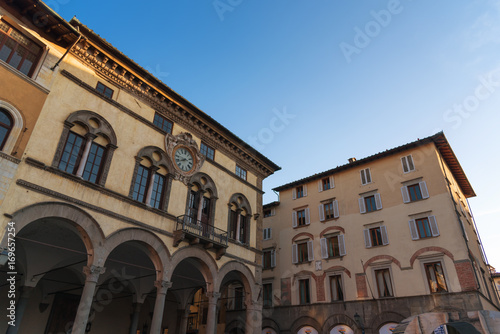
[348,157,356,163]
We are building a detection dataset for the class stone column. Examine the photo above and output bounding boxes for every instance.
[177,306,191,334]
[145,166,159,206]
[71,265,105,334]
[205,292,220,334]
[128,302,143,334]
[235,209,242,241]
[5,286,34,334]
[149,280,172,334]
[75,133,97,178]
[245,299,262,334]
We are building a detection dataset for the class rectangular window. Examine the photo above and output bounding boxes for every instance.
[360,168,372,185]
[82,142,106,183]
[0,20,42,76]
[416,218,432,238]
[296,186,304,198]
[297,242,308,263]
[235,165,247,180]
[264,209,273,218]
[229,209,238,239]
[324,202,334,220]
[150,173,165,209]
[132,165,150,203]
[365,195,377,212]
[320,235,346,258]
[234,287,244,310]
[425,262,448,293]
[153,113,173,134]
[375,268,394,298]
[297,209,306,226]
[58,132,84,174]
[263,283,273,307]
[359,193,382,213]
[401,155,415,173]
[263,227,272,240]
[299,279,310,304]
[409,216,439,240]
[327,235,340,257]
[329,275,344,301]
[322,177,330,190]
[96,82,114,99]
[401,181,429,203]
[364,226,389,248]
[370,227,383,246]
[263,249,275,270]
[200,142,215,160]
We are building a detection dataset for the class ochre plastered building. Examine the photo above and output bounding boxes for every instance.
[261,133,500,334]
[0,1,280,334]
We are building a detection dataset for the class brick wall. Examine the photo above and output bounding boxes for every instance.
[454,259,477,291]
[356,273,369,298]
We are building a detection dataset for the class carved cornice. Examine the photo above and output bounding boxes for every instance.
[69,39,278,179]
[0,151,21,164]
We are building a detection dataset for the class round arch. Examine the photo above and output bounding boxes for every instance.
[262,318,280,333]
[66,110,117,145]
[102,228,171,280]
[0,100,24,154]
[4,202,105,264]
[214,260,257,298]
[369,311,406,332]
[136,145,175,174]
[190,172,218,198]
[290,317,322,334]
[322,314,358,334]
[228,193,252,216]
[168,245,218,284]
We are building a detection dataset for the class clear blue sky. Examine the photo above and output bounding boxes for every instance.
[55,0,500,269]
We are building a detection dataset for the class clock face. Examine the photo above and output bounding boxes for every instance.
[174,147,194,172]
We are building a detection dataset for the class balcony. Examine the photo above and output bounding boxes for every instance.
[173,215,228,259]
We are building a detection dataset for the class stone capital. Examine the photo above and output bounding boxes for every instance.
[154,280,172,295]
[206,291,221,302]
[83,265,105,283]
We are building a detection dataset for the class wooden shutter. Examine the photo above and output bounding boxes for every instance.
[359,197,366,213]
[333,200,339,218]
[459,218,469,241]
[271,249,276,268]
[407,155,415,171]
[263,229,267,240]
[318,180,323,192]
[271,208,276,216]
[330,176,335,189]
[429,215,440,237]
[303,185,307,197]
[292,211,297,228]
[375,193,382,210]
[292,244,298,264]
[363,229,371,248]
[305,208,310,225]
[401,156,409,173]
[420,181,429,199]
[319,204,325,221]
[365,168,372,183]
[292,188,296,200]
[381,226,389,245]
[360,169,366,185]
[401,186,410,203]
[408,220,419,240]
[338,234,346,256]
[320,238,328,259]
[307,240,314,261]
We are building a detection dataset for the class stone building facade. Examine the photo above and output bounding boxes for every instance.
[0,1,279,334]
[261,133,500,334]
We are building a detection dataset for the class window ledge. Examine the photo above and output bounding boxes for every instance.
[0,60,50,94]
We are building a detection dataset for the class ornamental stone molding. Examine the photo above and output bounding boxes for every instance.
[69,37,275,178]
[165,132,205,185]
[154,280,173,295]
[83,265,106,283]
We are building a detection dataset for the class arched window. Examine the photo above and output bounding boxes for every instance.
[227,194,252,245]
[52,110,117,186]
[0,109,13,150]
[186,173,218,231]
[129,146,172,210]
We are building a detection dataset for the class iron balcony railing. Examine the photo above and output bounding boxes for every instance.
[176,215,228,247]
